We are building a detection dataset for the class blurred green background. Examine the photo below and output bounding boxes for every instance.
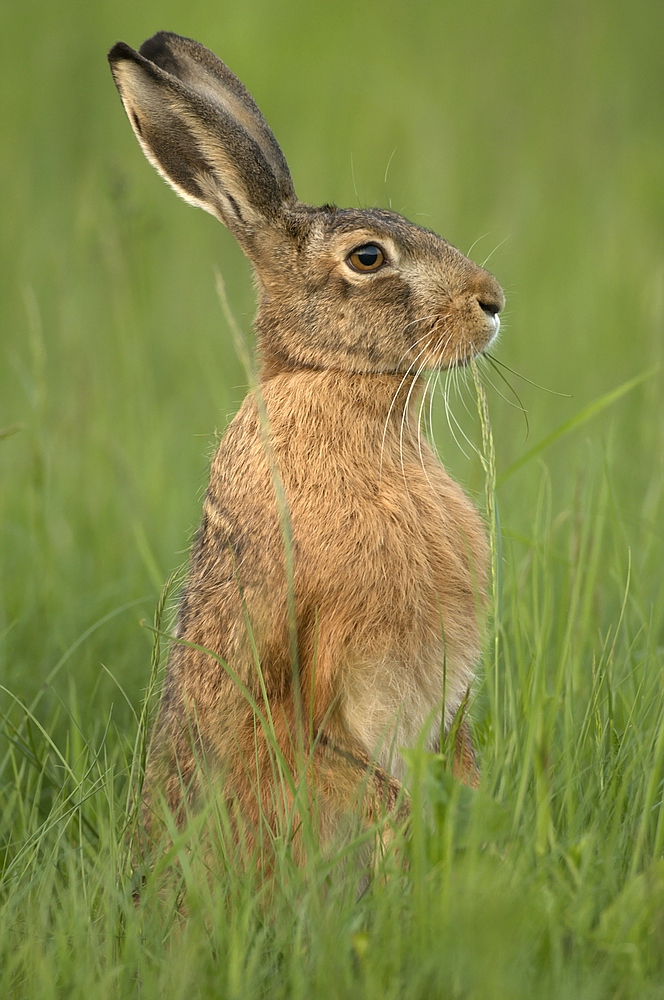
[1,0,662,718]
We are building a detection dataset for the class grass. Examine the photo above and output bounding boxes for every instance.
[1,0,664,996]
[2,445,664,998]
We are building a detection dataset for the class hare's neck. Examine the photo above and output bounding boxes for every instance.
[260,367,426,430]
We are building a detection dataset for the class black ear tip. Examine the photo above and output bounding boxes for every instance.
[108,41,137,66]
[139,31,179,66]
[107,33,180,70]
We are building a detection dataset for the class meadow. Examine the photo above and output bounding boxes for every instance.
[1,0,663,996]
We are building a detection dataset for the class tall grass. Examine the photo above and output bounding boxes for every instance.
[2,0,664,995]
[2,388,663,997]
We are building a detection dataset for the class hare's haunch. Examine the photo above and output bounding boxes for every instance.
[108,32,504,848]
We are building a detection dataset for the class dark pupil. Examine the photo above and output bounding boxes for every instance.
[357,245,379,267]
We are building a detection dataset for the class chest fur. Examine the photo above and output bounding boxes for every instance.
[284,436,487,771]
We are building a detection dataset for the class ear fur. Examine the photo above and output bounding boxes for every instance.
[108,32,296,242]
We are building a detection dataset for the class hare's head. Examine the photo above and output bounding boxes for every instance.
[109,32,504,377]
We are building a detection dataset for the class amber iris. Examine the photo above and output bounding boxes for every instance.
[347,244,385,272]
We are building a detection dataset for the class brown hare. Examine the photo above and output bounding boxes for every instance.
[108,32,504,853]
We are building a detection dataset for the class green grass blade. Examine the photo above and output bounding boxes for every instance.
[497,367,657,486]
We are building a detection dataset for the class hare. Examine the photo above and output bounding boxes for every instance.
[108,32,504,852]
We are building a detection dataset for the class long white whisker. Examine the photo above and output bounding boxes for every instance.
[454,360,476,424]
[466,232,489,258]
[422,323,456,469]
[417,369,432,462]
[400,311,453,368]
[476,358,526,411]
[481,235,510,269]
[402,312,439,334]
[392,327,437,374]
[379,340,433,480]
[428,370,443,465]
[439,346,471,459]
[430,333,469,460]
[446,348,482,460]
[445,383,468,458]
[416,369,439,494]
[380,364,418,476]
[380,311,456,490]
[399,355,430,494]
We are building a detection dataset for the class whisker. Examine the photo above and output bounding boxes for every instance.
[384,145,398,188]
[442,346,483,460]
[402,312,439,335]
[400,308,452,348]
[443,383,469,458]
[379,314,456,481]
[399,355,429,493]
[379,340,433,480]
[389,323,441,380]
[481,356,530,438]
[466,232,489,258]
[417,369,432,462]
[380,313,460,490]
[428,370,444,465]
[485,352,572,397]
[416,369,440,494]
[350,152,361,206]
[480,235,510,269]
[380,365,419,478]
[435,342,472,460]
[452,358,476,424]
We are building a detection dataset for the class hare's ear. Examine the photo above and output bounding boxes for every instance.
[108,32,296,245]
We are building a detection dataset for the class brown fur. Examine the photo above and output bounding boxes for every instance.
[108,32,504,853]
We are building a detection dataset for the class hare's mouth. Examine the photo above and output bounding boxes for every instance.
[428,316,502,371]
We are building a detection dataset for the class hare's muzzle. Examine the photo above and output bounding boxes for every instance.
[431,266,505,368]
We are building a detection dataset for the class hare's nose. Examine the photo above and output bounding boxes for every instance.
[474,273,505,318]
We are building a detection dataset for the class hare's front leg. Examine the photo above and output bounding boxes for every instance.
[312,730,410,831]
[209,702,409,860]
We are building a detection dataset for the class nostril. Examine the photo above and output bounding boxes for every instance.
[477,297,501,317]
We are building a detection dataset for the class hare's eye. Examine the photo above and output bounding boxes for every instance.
[347,244,386,272]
